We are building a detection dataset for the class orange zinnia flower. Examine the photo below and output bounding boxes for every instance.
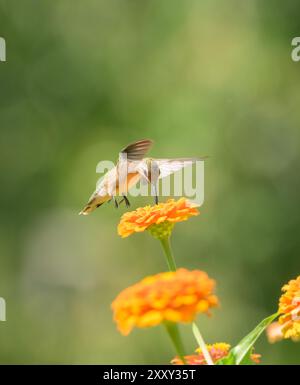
[111,268,218,336]
[278,275,300,340]
[118,198,199,239]
[172,343,230,365]
[171,343,261,365]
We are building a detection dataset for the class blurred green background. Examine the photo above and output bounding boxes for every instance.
[0,0,299,364]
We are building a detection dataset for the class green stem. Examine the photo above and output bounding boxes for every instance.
[159,238,185,363]
[160,237,177,271]
[159,235,211,366]
[164,321,186,364]
[192,322,214,365]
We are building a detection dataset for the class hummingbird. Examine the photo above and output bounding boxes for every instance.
[79,139,204,215]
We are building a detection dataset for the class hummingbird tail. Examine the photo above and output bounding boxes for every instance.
[79,195,109,215]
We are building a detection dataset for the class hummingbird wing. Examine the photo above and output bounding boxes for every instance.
[119,139,153,161]
[118,140,153,193]
[155,157,207,179]
[135,157,207,184]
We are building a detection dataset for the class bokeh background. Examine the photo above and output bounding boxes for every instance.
[0,0,299,364]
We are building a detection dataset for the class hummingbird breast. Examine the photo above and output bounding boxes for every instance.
[117,172,140,195]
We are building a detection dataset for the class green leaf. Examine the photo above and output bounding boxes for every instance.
[216,354,235,365]
[239,348,256,365]
[216,312,279,365]
[192,323,214,365]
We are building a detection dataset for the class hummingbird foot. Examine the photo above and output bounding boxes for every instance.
[119,195,131,208]
[123,195,131,208]
[112,196,119,209]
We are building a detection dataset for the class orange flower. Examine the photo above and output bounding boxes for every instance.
[111,268,218,336]
[250,353,261,364]
[118,198,199,239]
[172,343,230,365]
[266,322,284,344]
[171,343,261,365]
[278,275,300,340]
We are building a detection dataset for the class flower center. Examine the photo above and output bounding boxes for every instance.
[148,221,175,240]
